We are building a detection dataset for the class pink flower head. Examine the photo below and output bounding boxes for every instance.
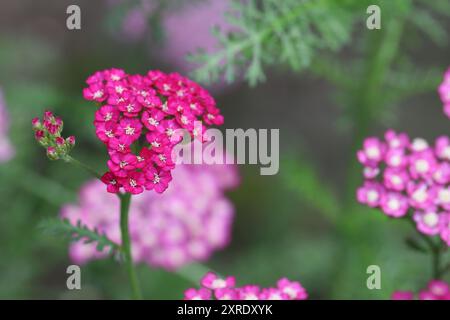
[201,272,235,290]
[214,288,239,300]
[144,166,171,193]
[385,130,410,149]
[238,285,261,300]
[409,149,437,180]
[380,192,409,218]
[277,278,308,300]
[383,168,409,191]
[435,136,450,161]
[184,273,308,301]
[84,68,224,195]
[357,137,386,167]
[427,280,450,299]
[413,209,441,235]
[357,181,384,208]
[407,182,435,210]
[184,288,212,300]
[357,130,450,247]
[393,280,450,300]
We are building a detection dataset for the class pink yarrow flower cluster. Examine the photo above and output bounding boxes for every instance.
[83,68,224,195]
[438,67,450,119]
[184,272,308,300]
[357,130,450,246]
[60,161,238,270]
[32,111,76,160]
[392,280,450,300]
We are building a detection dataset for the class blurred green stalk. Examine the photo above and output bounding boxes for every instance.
[119,192,143,300]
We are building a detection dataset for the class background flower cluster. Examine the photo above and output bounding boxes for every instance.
[184,272,308,300]
[357,130,450,246]
[61,160,238,270]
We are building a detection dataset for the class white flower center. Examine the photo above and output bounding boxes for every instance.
[439,189,450,203]
[105,112,113,121]
[119,161,128,169]
[212,279,226,289]
[148,118,159,126]
[367,190,379,202]
[388,198,400,210]
[125,125,135,135]
[415,159,429,173]
[389,155,401,166]
[366,146,380,159]
[93,90,103,99]
[126,104,135,113]
[129,179,137,187]
[443,146,450,160]
[412,138,428,151]
[423,212,439,227]
[413,189,427,203]
[391,175,402,185]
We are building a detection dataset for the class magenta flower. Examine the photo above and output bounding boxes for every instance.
[357,130,450,247]
[84,68,224,195]
[184,272,308,301]
[392,280,450,300]
[0,88,14,162]
[60,160,238,270]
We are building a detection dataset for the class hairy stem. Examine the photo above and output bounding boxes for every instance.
[119,193,142,300]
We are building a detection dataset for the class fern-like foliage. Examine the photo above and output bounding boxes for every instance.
[189,0,450,87]
[39,218,120,254]
[189,0,375,86]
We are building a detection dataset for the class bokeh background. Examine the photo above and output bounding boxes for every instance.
[0,0,449,299]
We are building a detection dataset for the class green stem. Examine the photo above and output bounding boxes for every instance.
[119,193,143,300]
[407,217,443,279]
[64,155,102,180]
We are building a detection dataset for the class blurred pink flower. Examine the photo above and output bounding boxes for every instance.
[392,280,450,300]
[160,0,231,71]
[60,161,239,270]
[184,272,308,300]
[108,0,231,72]
[0,88,14,162]
[357,130,450,247]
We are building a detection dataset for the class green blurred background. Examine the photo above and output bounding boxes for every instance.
[0,0,449,299]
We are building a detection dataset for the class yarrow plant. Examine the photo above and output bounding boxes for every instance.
[392,279,450,300]
[33,68,225,299]
[357,130,450,280]
[184,272,308,300]
[83,68,223,195]
[61,161,238,270]
[358,68,450,297]
[357,130,450,247]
